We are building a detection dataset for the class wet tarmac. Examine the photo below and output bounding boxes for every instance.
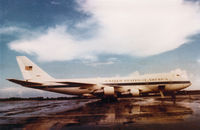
[1,95,200,130]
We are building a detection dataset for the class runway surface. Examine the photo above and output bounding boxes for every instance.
[1,95,200,130]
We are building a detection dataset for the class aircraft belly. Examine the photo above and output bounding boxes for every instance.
[139,85,153,93]
[165,84,190,91]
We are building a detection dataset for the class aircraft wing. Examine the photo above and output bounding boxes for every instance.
[7,79,42,86]
[56,81,94,86]
[7,79,96,88]
[55,81,95,87]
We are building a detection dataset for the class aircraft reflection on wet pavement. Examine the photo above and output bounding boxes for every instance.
[1,96,199,130]
[58,98,193,126]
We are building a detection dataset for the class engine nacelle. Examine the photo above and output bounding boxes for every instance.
[130,88,140,96]
[104,87,115,96]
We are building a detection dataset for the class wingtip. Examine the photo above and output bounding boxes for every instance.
[7,79,16,81]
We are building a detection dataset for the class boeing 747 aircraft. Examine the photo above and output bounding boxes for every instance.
[8,56,191,98]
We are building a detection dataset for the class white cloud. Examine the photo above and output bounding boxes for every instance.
[83,57,119,67]
[129,71,140,77]
[0,26,28,34]
[85,61,114,66]
[9,0,200,61]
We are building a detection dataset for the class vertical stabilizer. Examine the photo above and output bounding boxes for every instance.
[16,56,54,81]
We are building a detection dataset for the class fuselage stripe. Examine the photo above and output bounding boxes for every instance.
[103,81,191,86]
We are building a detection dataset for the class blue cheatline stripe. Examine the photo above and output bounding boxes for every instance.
[103,81,191,86]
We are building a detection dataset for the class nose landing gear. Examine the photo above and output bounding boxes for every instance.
[158,85,177,99]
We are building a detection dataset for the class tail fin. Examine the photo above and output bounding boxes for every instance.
[16,56,54,81]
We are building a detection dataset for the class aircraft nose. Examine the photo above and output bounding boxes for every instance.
[184,81,192,89]
[189,82,192,86]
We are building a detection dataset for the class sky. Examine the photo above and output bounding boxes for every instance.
[1,0,200,98]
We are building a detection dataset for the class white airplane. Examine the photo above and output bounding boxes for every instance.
[8,56,191,99]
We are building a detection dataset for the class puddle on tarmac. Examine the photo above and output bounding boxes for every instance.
[1,95,200,130]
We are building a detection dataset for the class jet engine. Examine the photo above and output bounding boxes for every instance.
[129,88,140,96]
[104,86,115,96]
[93,86,115,97]
[119,87,140,96]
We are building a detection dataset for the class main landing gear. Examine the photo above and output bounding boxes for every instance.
[158,85,165,98]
